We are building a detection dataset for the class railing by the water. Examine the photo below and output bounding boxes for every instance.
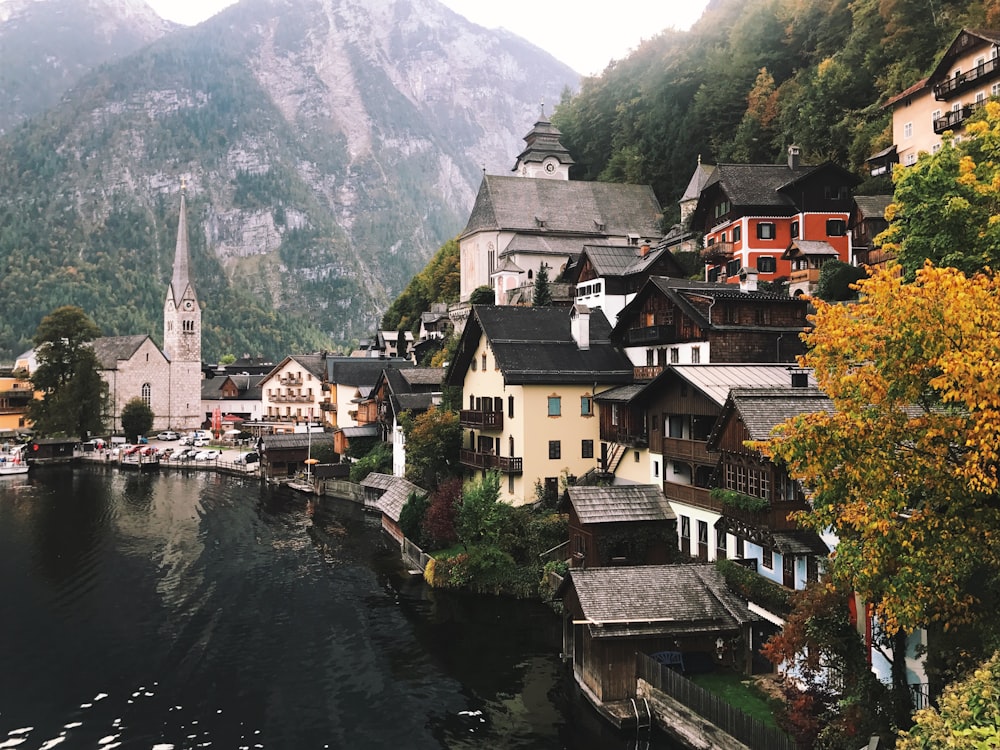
[402,537,431,573]
[636,652,801,750]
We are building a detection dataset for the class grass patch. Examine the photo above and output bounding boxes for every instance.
[690,671,780,729]
[428,543,464,558]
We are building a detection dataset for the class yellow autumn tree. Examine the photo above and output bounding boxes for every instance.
[762,263,1000,636]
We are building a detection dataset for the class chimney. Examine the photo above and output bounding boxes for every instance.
[639,243,651,258]
[739,267,758,293]
[789,367,809,388]
[788,144,801,169]
[571,304,591,350]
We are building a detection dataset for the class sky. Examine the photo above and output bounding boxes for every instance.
[141,0,711,77]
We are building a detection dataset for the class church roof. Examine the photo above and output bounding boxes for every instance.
[91,335,158,369]
[513,116,576,169]
[462,175,662,238]
[168,189,196,307]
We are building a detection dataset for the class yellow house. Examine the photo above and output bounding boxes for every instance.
[871,28,1000,174]
[445,304,634,506]
[0,367,35,432]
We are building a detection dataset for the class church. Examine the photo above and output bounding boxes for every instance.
[93,186,204,432]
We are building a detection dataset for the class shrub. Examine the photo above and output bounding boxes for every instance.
[716,558,792,615]
[398,491,430,547]
[348,441,392,482]
[422,476,461,548]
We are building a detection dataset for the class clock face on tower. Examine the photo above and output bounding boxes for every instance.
[545,162,556,173]
[184,300,193,310]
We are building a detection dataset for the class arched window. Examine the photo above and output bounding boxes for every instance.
[141,383,151,407]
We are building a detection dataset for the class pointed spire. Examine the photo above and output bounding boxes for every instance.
[170,182,191,306]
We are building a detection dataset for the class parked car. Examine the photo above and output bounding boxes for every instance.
[176,448,199,460]
[195,450,221,461]
[157,431,180,441]
[234,451,259,465]
[193,438,211,447]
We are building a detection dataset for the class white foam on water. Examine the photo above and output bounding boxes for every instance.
[0,738,27,748]
[151,744,175,750]
[98,735,119,745]
[7,730,31,737]
[63,723,82,729]
[94,693,109,701]
[39,737,66,750]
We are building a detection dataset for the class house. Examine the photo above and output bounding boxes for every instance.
[361,366,444,476]
[460,114,663,303]
[850,195,894,269]
[360,472,427,545]
[610,276,810,377]
[782,239,842,297]
[0,363,35,431]
[259,354,327,431]
[569,241,686,326]
[562,485,676,568]
[559,564,759,710]
[201,373,265,424]
[260,431,327,478]
[376,330,414,359]
[445,304,633,505]
[702,386,832,592]
[690,147,859,286]
[869,29,1000,175]
[418,303,452,341]
[324,357,412,430]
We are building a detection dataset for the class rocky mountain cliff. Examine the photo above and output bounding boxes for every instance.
[0,0,578,360]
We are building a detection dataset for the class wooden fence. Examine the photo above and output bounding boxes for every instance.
[636,652,802,750]
[402,537,431,573]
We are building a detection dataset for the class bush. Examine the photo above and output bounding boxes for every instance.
[422,476,461,548]
[349,442,392,482]
[716,558,792,615]
[398,491,430,547]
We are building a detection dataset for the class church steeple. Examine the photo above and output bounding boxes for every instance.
[168,180,196,307]
[512,104,574,179]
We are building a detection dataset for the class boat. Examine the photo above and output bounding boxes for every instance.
[0,447,29,476]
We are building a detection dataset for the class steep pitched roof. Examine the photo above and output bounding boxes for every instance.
[376,477,427,523]
[326,357,412,386]
[707,386,833,448]
[853,195,892,221]
[564,564,757,639]
[680,160,716,203]
[401,368,445,387]
[783,239,838,259]
[927,29,1000,86]
[446,305,634,386]
[578,243,685,279]
[512,116,576,169]
[657,364,816,406]
[462,175,663,238]
[567,485,675,524]
[91,335,157,369]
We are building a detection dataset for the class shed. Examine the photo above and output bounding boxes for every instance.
[559,564,758,706]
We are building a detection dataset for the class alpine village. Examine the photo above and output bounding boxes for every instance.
[6,0,1000,747]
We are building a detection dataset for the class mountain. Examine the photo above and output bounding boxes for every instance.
[0,0,175,133]
[0,0,578,361]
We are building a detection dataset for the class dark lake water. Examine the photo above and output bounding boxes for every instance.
[0,468,677,750]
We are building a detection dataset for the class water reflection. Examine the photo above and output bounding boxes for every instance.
[0,470,676,750]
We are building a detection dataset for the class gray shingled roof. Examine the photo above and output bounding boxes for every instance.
[577,243,678,278]
[713,387,834,444]
[567,485,676,524]
[665,365,817,407]
[327,357,412,385]
[340,425,378,439]
[91,335,154,369]
[853,195,891,220]
[681,161,715,203]
[360,472,395,491]
[785,240,838,257]
[704,163,814,209]
[772,530,831,557]
[567,564,757,639]
[463,175,662,238]
[401,368,445,386]
[448,305,634,386]
[376,477,427,523]
[261,433,316,450]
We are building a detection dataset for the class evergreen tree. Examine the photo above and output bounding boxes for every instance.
[120,397,154,442]
[29,306,107,439]
[532,263,553,307]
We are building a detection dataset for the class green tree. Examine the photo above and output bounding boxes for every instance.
[815,259,867,302]
[29,306,107,439]
[398,490,430,547]
[532,263,553,307]
[120,397,153,442]
[401,406,460,488]
[456,470,508,549]
[880,102,1000,279]
[897,650,1000,749]
[468,285,495,306]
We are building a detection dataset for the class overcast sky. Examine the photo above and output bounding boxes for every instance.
[139,0,710,76]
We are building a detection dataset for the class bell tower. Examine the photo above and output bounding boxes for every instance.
[512,105,574,179]
[163,181,203,428]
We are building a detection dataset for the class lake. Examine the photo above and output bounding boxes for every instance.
[0,468,677,750]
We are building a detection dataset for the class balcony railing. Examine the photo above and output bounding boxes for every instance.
[701,241,735,265]
[633,365,664,381]
[662,481,719,511]
[320,402,336,412]
[933,101,984,134]
[280,376,304,386]
[658,436,716,464]
[789,268,822,284]
[600,426,647,447]
[459,409,503,430]
[934,56,1000,100]
[459,449,523,474]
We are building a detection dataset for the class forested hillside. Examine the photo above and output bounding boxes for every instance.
[552,0,1000,222]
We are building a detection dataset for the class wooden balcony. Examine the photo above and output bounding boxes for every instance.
[934,56,1000,100]
[459,449,523,474]
[459,409,503,430]
[633,365,664,381]
[789,267,822,285]
[662,481,721,512]
[657,436,716,464]
[622,324,676,347]
[725,502,806,532]
[933,101,984,134]
[600,426,647,447]
[701,241,735,265]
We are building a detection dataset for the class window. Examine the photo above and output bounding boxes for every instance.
[680,515,690,542]
[931,142,942,154]
[756,222,775,240]
[548,440,561,459]
[716,529,727,559]
[726,259,741,277]
[471,357,477,371]
[508,395,514,419]
[580,395,593,416]
[903,121,913,138]
[826,219,846,236]
[670,347,679,364]
[634,451,640,462]
[977,91,987,104]
[931,108,941,124]
[757,256,776,274]
[691,347,701,364]
[653,460,659,477]
[668,415,683,438]
[993,83,1000,97]
[720,232,727,243]
[582,439,594,458]
[548,396,561,416]
[141,383,151,407]
[762,547,774,570]
[481,353,487,371]
[790,220,799,239]
[733,225,742,242]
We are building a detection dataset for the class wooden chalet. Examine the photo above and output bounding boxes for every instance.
[706,386,832,592]
[850,195,893,270]
[559,564,759,713]
[260,432,327,478]
[611,276,809,379]
[563,485,676,568]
